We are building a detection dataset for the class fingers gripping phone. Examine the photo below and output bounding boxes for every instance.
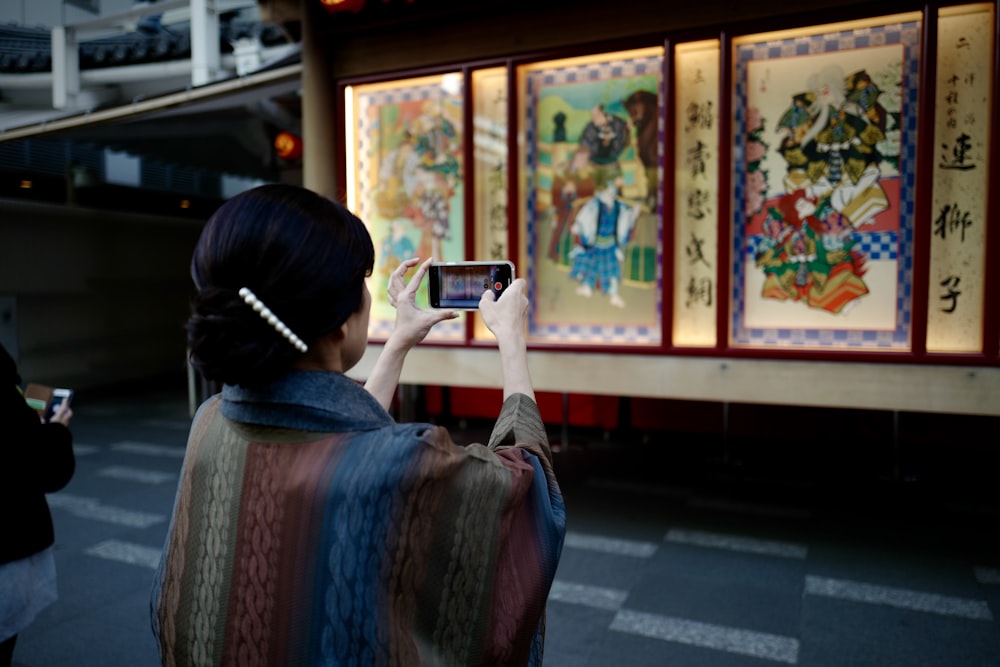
[429,261,515,309]
[45,387,73,421]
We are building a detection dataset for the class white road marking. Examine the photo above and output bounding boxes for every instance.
[611,609,799,664]
[549,580,628,611]
[666,529,808,559]
[72,444,101,456]
[805,575,994,621]
[46,493,166,528]
[111,441,186,458]
[97,465,176,484]
[564,531,659,558]
[85,539,162,569]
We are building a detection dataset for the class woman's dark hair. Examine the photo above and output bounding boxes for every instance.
[187,184,375,386]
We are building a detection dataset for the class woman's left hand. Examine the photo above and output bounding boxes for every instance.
[387,257,457,349]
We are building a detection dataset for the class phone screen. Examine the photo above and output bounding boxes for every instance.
[429,262,514,309]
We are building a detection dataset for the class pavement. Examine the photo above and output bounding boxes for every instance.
[9,386,1000,666]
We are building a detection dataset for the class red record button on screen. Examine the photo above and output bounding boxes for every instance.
[494,281,503,290]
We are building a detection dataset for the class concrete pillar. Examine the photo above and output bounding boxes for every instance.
[190,0,221,86]
[301,0,338,199]
[51,26,79,109]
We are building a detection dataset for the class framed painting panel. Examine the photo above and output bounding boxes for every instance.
[518,47,664,345]
[673,39,721,348]
[731,14,921,350]
[926,3,993,353]
[345,73,466,342]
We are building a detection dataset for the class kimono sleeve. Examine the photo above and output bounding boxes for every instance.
[479,393,566,664]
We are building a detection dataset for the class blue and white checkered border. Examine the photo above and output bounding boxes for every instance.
[731,21,920,349]
[745,231,898,261]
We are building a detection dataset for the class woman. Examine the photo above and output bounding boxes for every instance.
[0,344,75,667]
[151,184,566,666]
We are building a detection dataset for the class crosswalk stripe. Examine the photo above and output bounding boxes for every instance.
[550,579,801,663]
[85,539,162,569]
[47,492,166,529]
[610,609,799,664]
[111,441,186,458]
[549,580,628,611]
[666,529,808,559]
[805,575,994,621]
[564,531,658,558]
[97,465,176,484]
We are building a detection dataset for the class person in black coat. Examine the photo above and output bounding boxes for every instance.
[0,343,75,667]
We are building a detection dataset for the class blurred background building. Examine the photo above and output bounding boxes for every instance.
[1,0,303,389]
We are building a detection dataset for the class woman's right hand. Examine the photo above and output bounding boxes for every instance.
[49,400,73,426]
[479,278,533,400]
[479,278,529,344]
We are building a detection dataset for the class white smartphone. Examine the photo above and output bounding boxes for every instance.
[428,261,515,309]
[46,387,73,421]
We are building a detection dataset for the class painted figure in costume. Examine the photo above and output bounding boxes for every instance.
[577,104,630,189]
[412,102,460,181]
[380,220,416,279]
[844,69,887,132]
[755,189,869,313]
[775,92,816,156]
[374,135,419,220]
[568,180,641,308]
[408,103,460,258]
[548,146,595,264]
[373,101,461,260]
[752,63,900,314]
[623,89,659,211]
[774,65,889,229]
[552,111,568,142]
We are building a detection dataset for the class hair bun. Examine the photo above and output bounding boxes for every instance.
[187,287,299,386]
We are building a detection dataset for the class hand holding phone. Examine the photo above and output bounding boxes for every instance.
[46,387,74,424]
[385,257,459,345]
[428,261,515,309]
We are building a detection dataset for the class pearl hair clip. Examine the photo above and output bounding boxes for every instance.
[238,287,308,353]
